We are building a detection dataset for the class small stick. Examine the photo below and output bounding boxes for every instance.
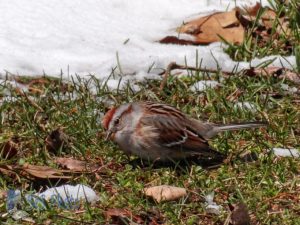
[159,62,233,90]
[159,62,300,90]
[159,62,178,90]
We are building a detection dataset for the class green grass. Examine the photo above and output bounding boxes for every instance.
[0,65,299,224]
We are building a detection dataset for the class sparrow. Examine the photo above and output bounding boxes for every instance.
[102,102,267,162]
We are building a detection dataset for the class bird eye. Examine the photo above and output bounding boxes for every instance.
[114,118,120,125]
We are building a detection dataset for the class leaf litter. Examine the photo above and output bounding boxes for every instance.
[224,202,250,225]
[160,2,294,51]
[55,157,102,172]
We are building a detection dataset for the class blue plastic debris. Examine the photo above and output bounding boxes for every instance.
[6,184,99,212]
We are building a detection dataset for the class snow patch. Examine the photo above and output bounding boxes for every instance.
[0,0,294,92]
[280,84,298,94]
[234,102,257,112]
[190,80,220,92]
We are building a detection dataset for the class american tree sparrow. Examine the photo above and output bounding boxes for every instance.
[102,102,267,162]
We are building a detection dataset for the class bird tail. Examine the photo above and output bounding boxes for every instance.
[205,121,268,139]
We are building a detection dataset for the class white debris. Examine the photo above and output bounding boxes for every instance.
[37,184,99,205]
[272,148,300,157]
[234,102,257,113]
[190,80,220,92]
[204,192,222,215]
[144,185,187,203]
[6,184,99,211]
[280,84,298,94]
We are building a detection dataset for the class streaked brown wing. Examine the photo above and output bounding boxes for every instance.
[140,114,215,157]
[139,114,189,146]
[141,102,224,159]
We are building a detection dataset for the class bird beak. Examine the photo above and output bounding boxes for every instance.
[105,131,112,141]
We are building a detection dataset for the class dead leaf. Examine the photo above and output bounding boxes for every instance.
[104,208,144,224]
[229,202,251,225]
[159,36,199,45]
[104,208,133,219]
[0,190,7,200]
[1,140,18,159]
[244,67,300,84]
[0,167,14,176]
[163,2,292,50]
[177,9,245,44]
[45,128,69,153]
[55,157,100,172]
[282,71,300,84]
[0,165,21,182]
[21,163,71,179]
[244,2,261,17]
[144,185,187,203]
[240,3,291,37]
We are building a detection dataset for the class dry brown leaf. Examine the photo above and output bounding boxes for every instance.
[0,166,16,177]
[241,3,290,35]
[104,208,144,224]
[159,36,199,45]
[0,190,7,200]
[161,2,291,49]
[229,202,251,225]
[261,8,277,27]
[0,165,21,182]
[55,157,100,172]
[244,2,261,16]
[21,163,71,179]
[177,9,244,44]
[144,185,187,203]
[283,71,300,84]
[245,67,300,84]
[104,208,133,219]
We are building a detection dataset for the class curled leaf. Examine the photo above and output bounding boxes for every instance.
[21,163,71,179]
[177,9,244,45]
[55,157,100,172]
[144,185,187,203]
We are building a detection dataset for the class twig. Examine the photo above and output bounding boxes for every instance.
[159,62,178,90]
[159,62,300,91]
[159,62,233,90]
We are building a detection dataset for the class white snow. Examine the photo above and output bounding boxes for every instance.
[234,102,258,112]
[190,80,220,92]
[280,83,298,94]
[0,0,296,89]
